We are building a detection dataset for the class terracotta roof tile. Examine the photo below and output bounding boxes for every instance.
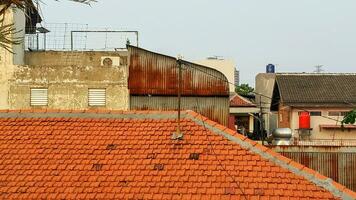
[230,94,256,107]
[0,110,354,199]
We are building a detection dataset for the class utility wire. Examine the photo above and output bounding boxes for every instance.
[181,61,356,126]
[177,60,247,200]
[193,95,248,200]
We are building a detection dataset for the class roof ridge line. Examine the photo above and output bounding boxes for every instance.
[0,109,180,119]
[184,110,356,200]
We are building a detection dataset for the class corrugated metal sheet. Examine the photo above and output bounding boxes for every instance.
[128,45,229,96]
[88,89,106,106]
[130,96,229,125]
[273,146,356,192]
[30,88,48,106]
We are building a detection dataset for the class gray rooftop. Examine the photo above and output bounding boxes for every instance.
[275,73,356,107]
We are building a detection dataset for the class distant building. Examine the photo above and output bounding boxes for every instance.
[255,73,278,134]
[229,93,259,136]
[234,68,240,86]
[195,57,236,92]
[270,73,356,140]
[1,5,230,125]
[128,46,230,126]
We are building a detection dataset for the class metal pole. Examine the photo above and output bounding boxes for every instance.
[173,59,183,140]
[260,95,264,145]
[36,33,39,51]
[136,32,139,47]
[177,59,182,135]
[44,33,46,51]
[70,31,73,51]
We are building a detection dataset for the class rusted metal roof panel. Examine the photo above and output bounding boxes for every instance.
[130,96,229,126]
[128,46,229,96]
[273,146,356,192]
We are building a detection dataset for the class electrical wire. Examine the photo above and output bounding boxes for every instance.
[193,95,248,200]
[179,59,248,199]
[180,61,356,127]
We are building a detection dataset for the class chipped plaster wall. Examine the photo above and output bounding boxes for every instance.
[8,51,129,110]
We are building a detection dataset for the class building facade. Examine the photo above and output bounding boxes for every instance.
[255,73,278,134]
[234,68,240,86]
[195,58,236,92]
[9,51,129,110]
[128,46,230,126]
[270,73,356,140]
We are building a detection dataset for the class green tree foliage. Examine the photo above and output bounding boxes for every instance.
[236,83,254,96]
[342,109,356,128]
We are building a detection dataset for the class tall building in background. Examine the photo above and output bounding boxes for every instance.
[195,57,237,93]
[234,68,240,87]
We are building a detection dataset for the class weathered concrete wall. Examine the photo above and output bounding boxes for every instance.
[255,73,277,134]
[7,51,129,110]
[25,51,128,66]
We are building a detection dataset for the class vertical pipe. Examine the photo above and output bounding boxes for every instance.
[44,33,46,51]
[63,23,67,50]
[260,95,265,145]
[70,31,74,51]
[36,33,39,51]
[177,59,182,134]
[173,59,183,140]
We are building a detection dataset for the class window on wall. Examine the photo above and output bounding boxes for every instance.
[328,111,348,116]
[298,111,322,116]
[341,111,349,116]
[88,88,106,106]
[30,88,48,106]
[310,111,322,116]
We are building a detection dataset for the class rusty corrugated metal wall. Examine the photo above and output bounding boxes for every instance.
[128,45,230,125]
[273,146,356,192]
[130,96,229,125]
[128,45,229,96]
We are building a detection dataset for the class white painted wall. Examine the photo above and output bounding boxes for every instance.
[0,6,18,109]
[290,108,356,140]
[195,59,236,92]
[12,7,26,65]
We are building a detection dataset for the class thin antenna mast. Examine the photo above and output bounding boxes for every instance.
[314,65,324,73]
[172,57,184,140]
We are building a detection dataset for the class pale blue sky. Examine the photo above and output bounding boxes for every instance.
[40,0,356,85]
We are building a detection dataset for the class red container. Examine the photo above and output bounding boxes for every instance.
[299,112,311,129]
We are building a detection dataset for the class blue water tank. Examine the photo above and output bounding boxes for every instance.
[266,64,275,73]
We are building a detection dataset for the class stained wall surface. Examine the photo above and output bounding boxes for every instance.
[4,51,129,110]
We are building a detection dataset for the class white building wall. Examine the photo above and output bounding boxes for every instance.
[0,6,20,109]
[12,7,26,65]
[290,108,356,140]
[195,59,236,92]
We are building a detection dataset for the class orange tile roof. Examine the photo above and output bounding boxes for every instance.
[0,109,355,199]
[230,94,256,107]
